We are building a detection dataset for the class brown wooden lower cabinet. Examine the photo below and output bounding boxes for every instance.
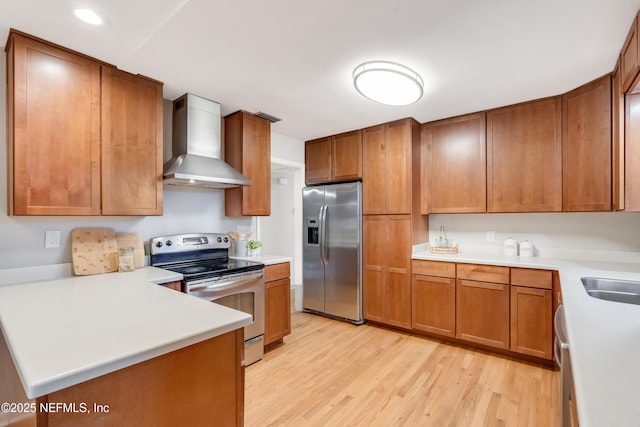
[510,286,553,359]
[455,279,510,350]
[36,329,244,426]
[159,281,181,291]
[264,262,292,347]
[411,275,456,337]
[363,215,412,329]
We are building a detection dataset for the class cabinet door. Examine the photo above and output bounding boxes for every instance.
[412,275,455,337]
[621,15,640,92]
[562,75,612,212]
[456,279,510,349]
[385,120,412,214]
[487,98,562,212]
[363,215,411,329]
[510,286,552,359]
[626,92,640,210]
[363,215,386,322]
[305,137,331,184]
[612,66,625,211]
[331,130,362,181]
[101,67,163,215]
[225,111,271,216]
[385,215,412,329]
[8,32,101,215]
[264,277,291,346]
[362,125,387,214]
[422,113,486,213]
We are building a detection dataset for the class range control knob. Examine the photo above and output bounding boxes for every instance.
[166,240,173,246]
[155,241,163,248]
[223,237,229,243]
[217,237,222,243]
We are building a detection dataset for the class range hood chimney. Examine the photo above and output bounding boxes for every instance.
[163,93,251,189]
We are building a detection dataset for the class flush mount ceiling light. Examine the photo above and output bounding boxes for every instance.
[74,8,103,25]
[353,61,424,106]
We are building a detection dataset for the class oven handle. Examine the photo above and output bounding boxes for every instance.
[189,274,263,293]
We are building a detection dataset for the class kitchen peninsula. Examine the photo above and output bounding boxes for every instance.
[0,267,250,426]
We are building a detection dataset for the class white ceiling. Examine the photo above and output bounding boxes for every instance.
[2,0,640,141]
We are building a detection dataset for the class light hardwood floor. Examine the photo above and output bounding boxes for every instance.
[245,309,559,427]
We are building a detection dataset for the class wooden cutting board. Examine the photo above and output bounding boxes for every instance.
[115,232,145,268]
[71,228,118,275]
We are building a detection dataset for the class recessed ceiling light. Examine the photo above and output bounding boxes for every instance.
[74,8,103,25]
[353,61,424,106]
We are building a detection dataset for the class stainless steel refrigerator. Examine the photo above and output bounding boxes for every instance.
[302,181,363,324]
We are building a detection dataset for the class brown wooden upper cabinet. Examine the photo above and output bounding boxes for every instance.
[305,130,362,185]
[362,118,417,215]
[101,67,164,216]
[224,111,271,217]
[562,75,612,212]
[6,30,163,216]
[421,113,486,214]
[621,13,640,92]
[486,97,563,213]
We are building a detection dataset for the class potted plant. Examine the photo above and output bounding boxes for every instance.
[247,240,262,256]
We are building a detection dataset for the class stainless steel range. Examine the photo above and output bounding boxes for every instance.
[150,233,265,366]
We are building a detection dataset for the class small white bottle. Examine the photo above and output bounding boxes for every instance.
[503,236,517,256]
[520,240,533,257]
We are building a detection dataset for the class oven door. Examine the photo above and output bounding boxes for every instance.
[188,272,265,365]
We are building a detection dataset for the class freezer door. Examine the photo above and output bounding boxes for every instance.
[324,182,362,322]
[302,186,325,313]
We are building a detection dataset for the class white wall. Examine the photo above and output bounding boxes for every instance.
[428,212,640,261]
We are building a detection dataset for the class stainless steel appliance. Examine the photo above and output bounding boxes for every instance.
[150,233,265,365]
[554,304,575,427]
[303,181,363,324]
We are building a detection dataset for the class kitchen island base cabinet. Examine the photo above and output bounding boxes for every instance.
[33,329,244,427]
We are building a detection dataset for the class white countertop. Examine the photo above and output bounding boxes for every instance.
[413,249,640,427]
[231,253,293,265]
[0,267,252,399]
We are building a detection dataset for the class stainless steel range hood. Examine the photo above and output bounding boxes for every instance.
[163,93,251,189]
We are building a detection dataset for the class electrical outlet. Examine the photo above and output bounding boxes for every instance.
[486,231,495,242]
[45,230,61,248]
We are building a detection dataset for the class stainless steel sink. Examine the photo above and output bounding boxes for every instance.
[581,277,640,305]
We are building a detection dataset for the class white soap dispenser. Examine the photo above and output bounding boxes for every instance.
[503,236,517,256]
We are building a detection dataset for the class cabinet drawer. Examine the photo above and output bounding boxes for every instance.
[510,268,552,290]
[265,262,290,282]
[412,260,455,278]
[456,263,509,284]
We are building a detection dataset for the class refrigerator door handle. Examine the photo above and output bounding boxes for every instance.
[319,204,328,266]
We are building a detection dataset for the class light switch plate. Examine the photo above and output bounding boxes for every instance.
[486,231,495,242]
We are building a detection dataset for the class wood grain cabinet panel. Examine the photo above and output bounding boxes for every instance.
[6,30,164,216]
[101,67,163,215]
[613,66,625,211]
[562,75,612,212]
[412,275,455,337]
[224,111,271,216]
[265,277,291,347]
[486,97,562,212]
[363,119,415,215]
[363,215,412,329]
[510,286,553,359]
[621,14,640,92]
[305,137,332,184]
[7,31,102,215]
[305,130,362,185]
[411,260,456,278]
[456,279,510,350]
[421,113,486,213]
[457,263,509,284]
[264,262,291,347]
